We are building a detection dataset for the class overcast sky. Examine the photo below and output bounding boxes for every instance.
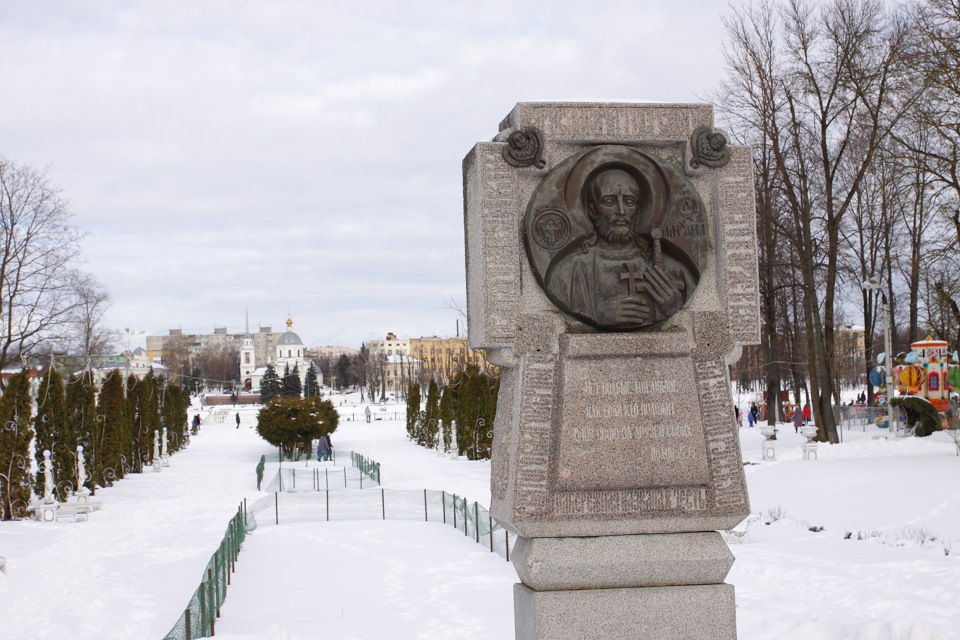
[0,0,734,350]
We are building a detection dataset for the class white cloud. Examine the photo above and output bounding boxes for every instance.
[0,0,729,348]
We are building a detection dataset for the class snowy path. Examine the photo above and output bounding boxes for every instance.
[0,406,274,640]
[214,521,516,640]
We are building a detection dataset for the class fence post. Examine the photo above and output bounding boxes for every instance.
[452,494,456,529]
[381,488,385,520]
[506,530,510,562]
[442,491,446,524]
[210,565,220,619]
[208,569,217,635]
[344,467,347,487]
[489,513,493,552]
[293,468,296,489]
[475,502,480,543]
[424,489,428,521]
[199,583,206,636]
[275,492,278,525]
[325,468,329,490]
[326,489,329,521]
[185,608,192,640]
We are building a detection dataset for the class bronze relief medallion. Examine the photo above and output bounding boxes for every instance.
[523,145,709,331]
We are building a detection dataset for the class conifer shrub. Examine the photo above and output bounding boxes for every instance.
[256,396,338,459]
[96,369,128,484]
[0,371,34,519]
[891,396,941,437]
[34,367,67,499]
[260,363,281,404]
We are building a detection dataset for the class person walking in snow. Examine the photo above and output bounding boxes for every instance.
[802,403,811,425]
[793,405,804,433]
[317,434,331,461]
[235,412,241,429]
[747,409,755,428]
[749,402,758,426]
[365,406,372,423]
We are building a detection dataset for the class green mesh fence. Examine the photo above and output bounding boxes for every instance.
[244,487,514,560]
[162,507,248,640]
[351,451,381,484]
[259,450,382,493]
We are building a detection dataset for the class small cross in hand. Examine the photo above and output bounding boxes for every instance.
[620,262,643,296]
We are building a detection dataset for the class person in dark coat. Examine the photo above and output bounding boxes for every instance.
[317,434,332,461]
[235,412,241,429]
[793,405,804,433]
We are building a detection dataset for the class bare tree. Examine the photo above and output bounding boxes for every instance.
[720,0,918,442]
[0,157,84,385]
[907,0,960,246]
[63,271,117,371]
[161,334,191,383]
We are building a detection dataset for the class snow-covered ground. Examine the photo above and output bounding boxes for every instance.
[1,392,958,640]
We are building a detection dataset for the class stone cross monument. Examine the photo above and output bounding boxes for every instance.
[463,103,758,639]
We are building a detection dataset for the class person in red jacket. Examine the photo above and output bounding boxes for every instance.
[802,403,811,424]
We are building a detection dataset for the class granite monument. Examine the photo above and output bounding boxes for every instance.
[463,103,758,639]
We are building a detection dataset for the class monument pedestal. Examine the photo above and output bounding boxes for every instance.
[38,502,58,522]
[511,532,737,639]
[515,583,736,640]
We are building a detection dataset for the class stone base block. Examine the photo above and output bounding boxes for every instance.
[512,532,734,590]
[515,582,737,640]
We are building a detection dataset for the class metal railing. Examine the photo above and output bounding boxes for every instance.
[163,449,507,639]
[162,505,247,640]
[259,450,381,492]
[245,488,514,560]
[837,405,906,431]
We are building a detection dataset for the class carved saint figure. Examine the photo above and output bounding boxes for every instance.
[545,168,695,329]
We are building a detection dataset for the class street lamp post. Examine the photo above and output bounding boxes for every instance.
[862,279,896,439]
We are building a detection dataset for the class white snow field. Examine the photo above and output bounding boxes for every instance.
[1,392,958,640]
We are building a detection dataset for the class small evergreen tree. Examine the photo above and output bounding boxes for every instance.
[260,363,281,404]
[891,396,942,437]
[256,396,339,459]
[34,366,67,499]
[304,366,320,398]
[282,363,302,398]
[447,365,499,460]
[423,379,440,449]
[439,384,454,452]
[126,371,160,472]
[96,369,128,484]
[140,370,161,467]
[160,381,190,454]
[67,371,97,495]
[405,382,421,440]
[124,374,142,473]
[0,371,34,520]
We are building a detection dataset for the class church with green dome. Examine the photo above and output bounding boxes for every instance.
[240,315,320,392]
